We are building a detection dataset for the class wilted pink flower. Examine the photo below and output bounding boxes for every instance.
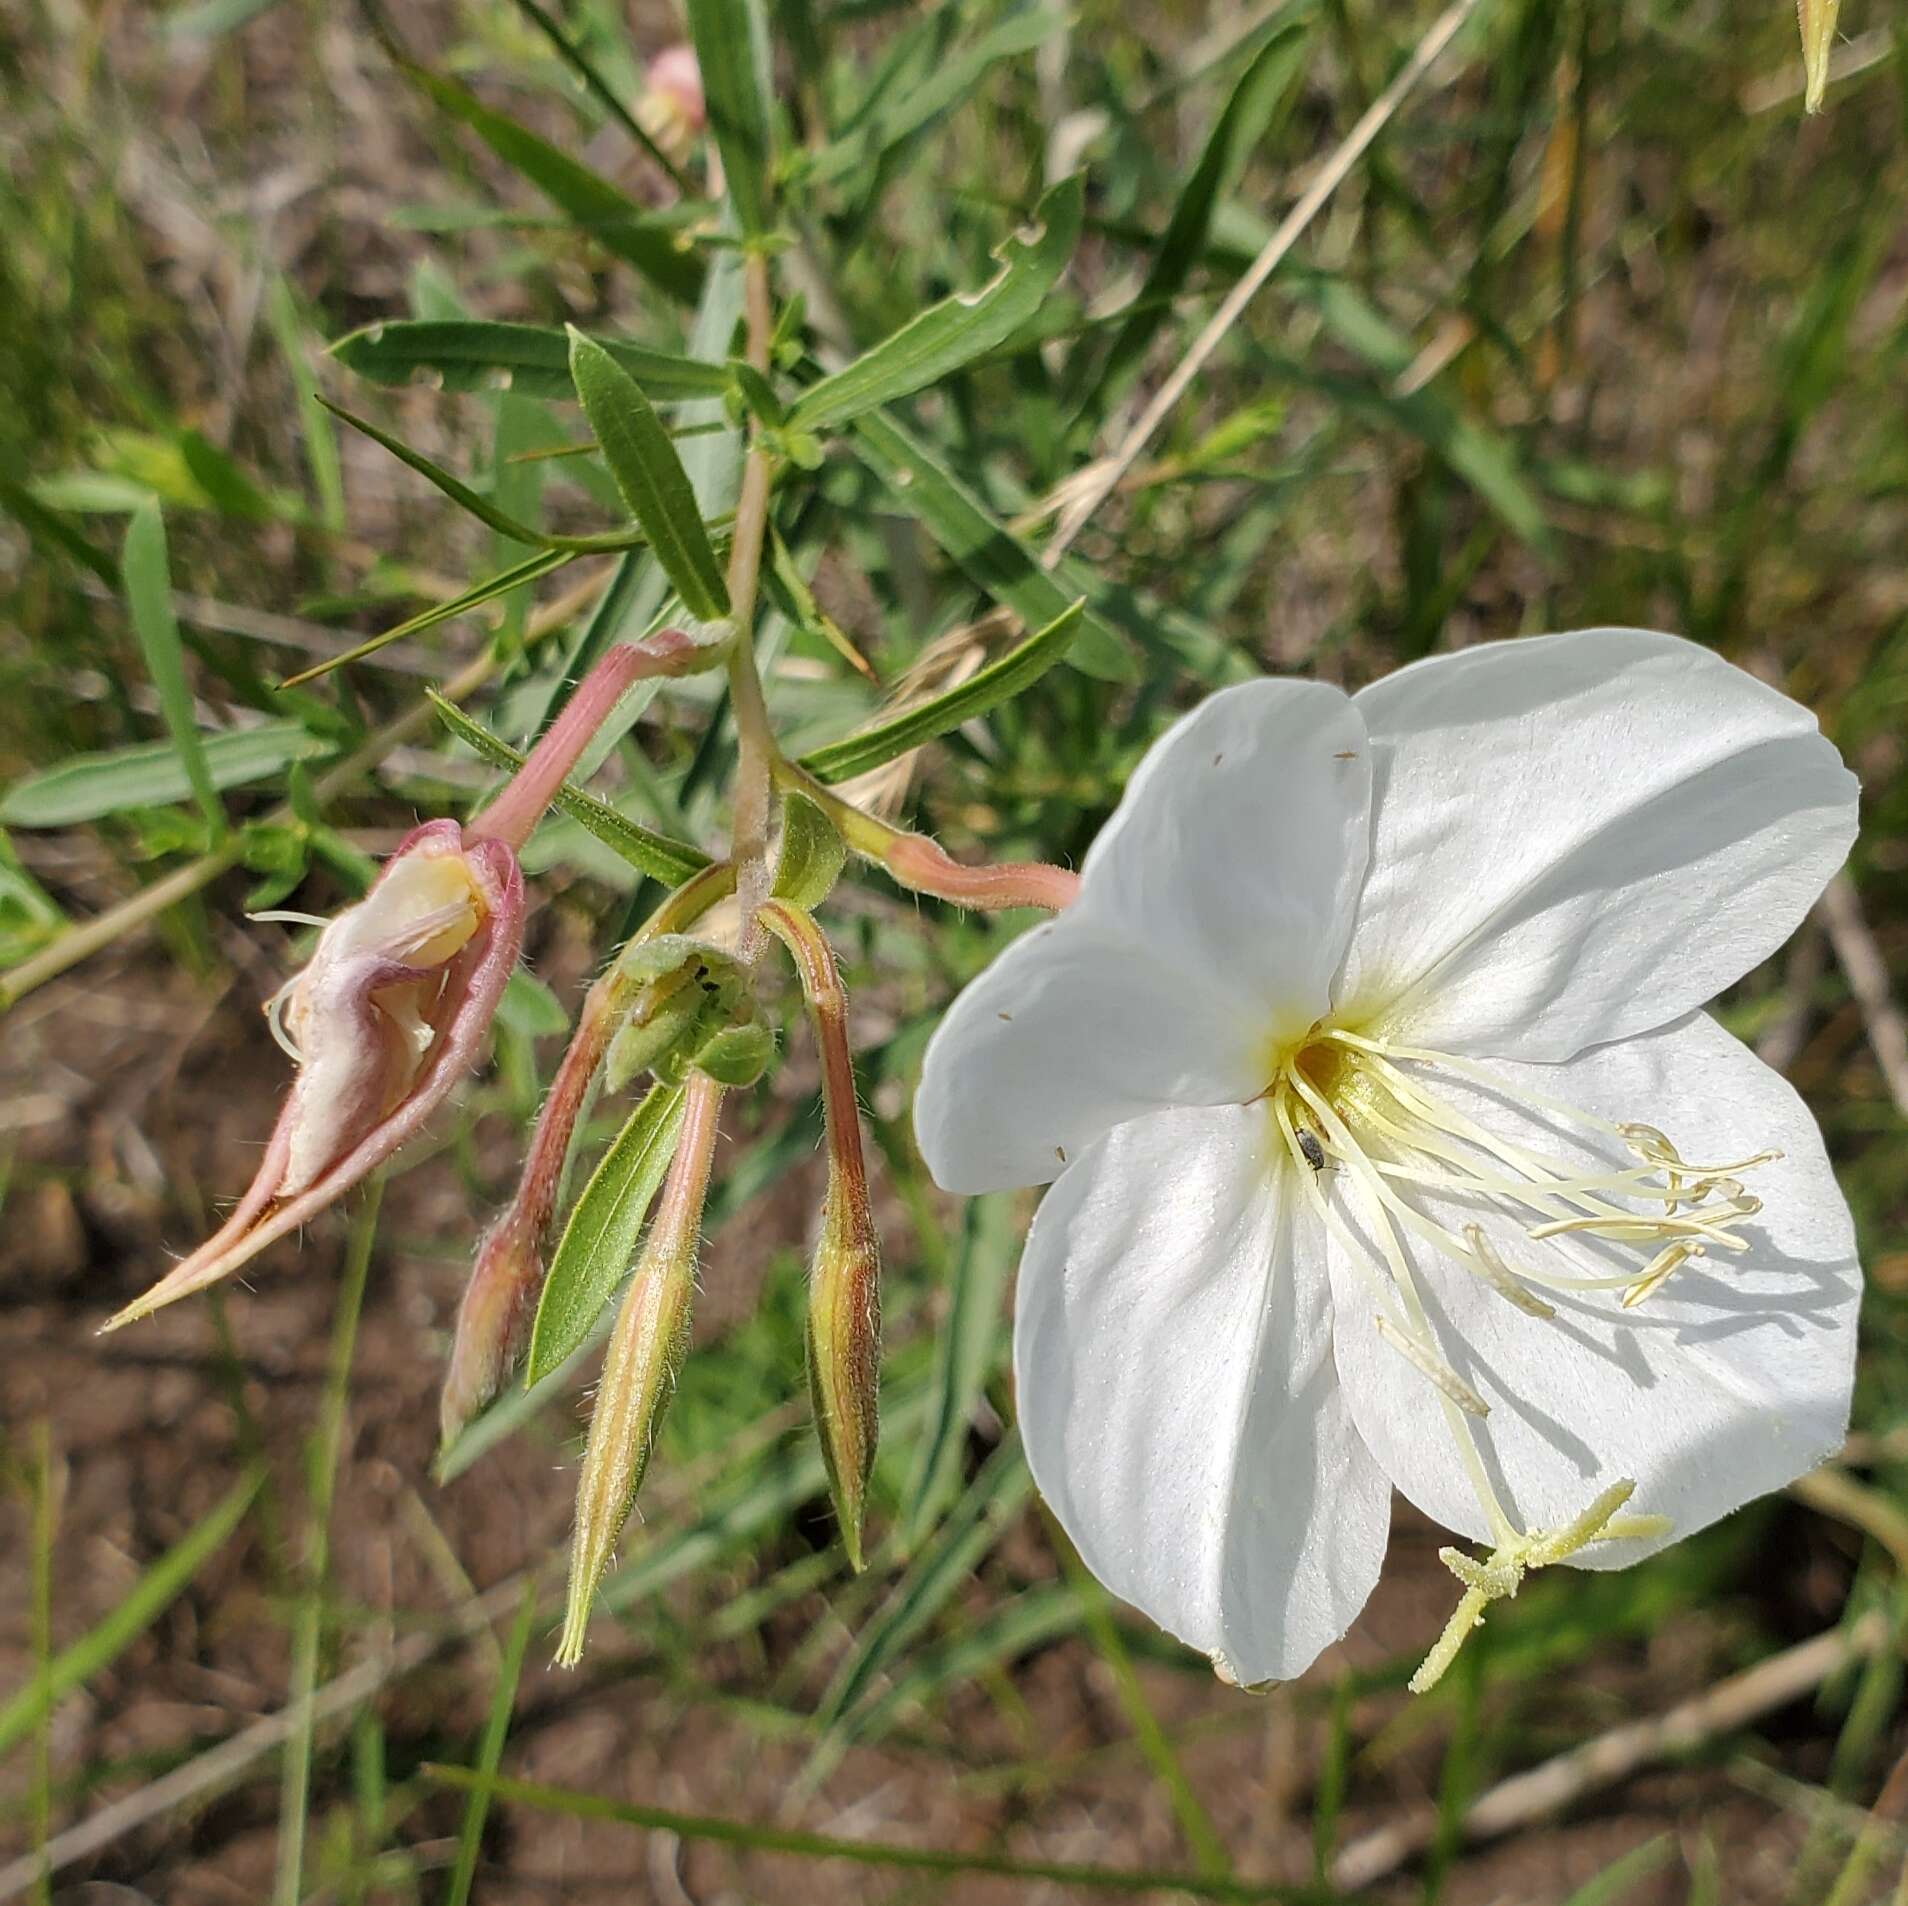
[107,636,707,1332]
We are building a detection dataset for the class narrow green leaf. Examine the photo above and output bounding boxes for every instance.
[808,9,1066,186]
[792,177,1084,431]
[319,397,545,545]
[443,1580,539,1906]
[849,409,1132,679]
[771,792,845,907]
[845,1583,1086,1751]
[278,548,572,686]
[422,1762,1300,1900]
[902,1192,1017,1548]
[395,57,703,302]
[329,318,730,403]
[430,692,710,885]
[528,1083,690,1384]
[264,276,346,532]
[0,1465,265,1758]
[504,0,695,194]
[2,721,328,829]
[0,474,117,583]
[568,329,732,620]
[799,599,1082,782]
[688,0,775,235]
[123,502,225,837]
[1083,20,1309,413]
[816,1436,1032,1735]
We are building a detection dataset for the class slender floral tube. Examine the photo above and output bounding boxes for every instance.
[438,860,736,1448]
[772,759,1077,914]
[108,636,716,1334]
[759,900,882,1569]
[557,1071,723,1667]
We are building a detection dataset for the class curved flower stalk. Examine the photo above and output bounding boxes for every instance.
[107,634,718,1333]
[913,628,1863,1689]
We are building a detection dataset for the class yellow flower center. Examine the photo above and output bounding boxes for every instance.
[1255,1014,1780,1689]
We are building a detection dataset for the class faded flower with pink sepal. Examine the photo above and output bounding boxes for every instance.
[914,628,1863,1690]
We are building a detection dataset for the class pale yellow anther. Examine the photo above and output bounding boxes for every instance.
[1373,1313,1490,1416]
[1461,1224,1557,1319]
[1621,1240,1705,1309]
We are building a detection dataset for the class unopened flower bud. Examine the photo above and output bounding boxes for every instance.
[689,1017,776,1087]
[638,44,707,166]
[759,900,881,1569]
[557,1074,721,1666]
[1797,0,1841,113]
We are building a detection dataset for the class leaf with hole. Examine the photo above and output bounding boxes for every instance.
[792,177,1084,432]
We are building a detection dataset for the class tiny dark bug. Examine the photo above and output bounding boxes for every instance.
[1295,1127,1327,1173]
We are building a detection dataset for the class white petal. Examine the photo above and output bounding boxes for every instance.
[1338,629,1859,1060]
[1016,1103,1392,1683]
[915,679,1371,1195]
[1324,1012,1860,1560]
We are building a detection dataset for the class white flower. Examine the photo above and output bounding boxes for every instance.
[914,629,1862,1688]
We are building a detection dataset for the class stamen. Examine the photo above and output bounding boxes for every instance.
[1373,1313,1490,1416]
[263,980,303,1062]
[249,909,332,929]
[1620,1240,1705,1310]
[1461,1226,1557,1319]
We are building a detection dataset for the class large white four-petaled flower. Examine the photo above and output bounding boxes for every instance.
[914,629,1863,1687]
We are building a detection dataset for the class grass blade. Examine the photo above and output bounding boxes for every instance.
[430,692,711,884]
[528,1082,689,1384]
[791,177,1084,432]
[443,1579,540,1906]
[274,1178,382,1906]
[798,599,1083,783]
[901,1192,1017,1549]
[123,501,225,838]
[421,1764,1323,1900]
[849,409,1132,680]
[390,53,703,303]
[569,329,732,621]
[1082,17,1310,414]
[0,1465,265,1758]
[329,318,730,403]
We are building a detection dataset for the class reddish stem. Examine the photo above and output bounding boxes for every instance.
[467,630,709,850]
[883,834,1080,912]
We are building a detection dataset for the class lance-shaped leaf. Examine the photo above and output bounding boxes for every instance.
[528,1080,690,1386]
[392,54,703,303]
[798,599,1083,784]
[123,501,225,838]
[569,329,732,622]
[760,901,881,1569]
[558,1074,722,1666]
[2,721,329,828]
[329,319,730,403]
[790,177,1084,433]
[688,0,774,236]
[849,409,1132,681]
[430,691,711,886]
